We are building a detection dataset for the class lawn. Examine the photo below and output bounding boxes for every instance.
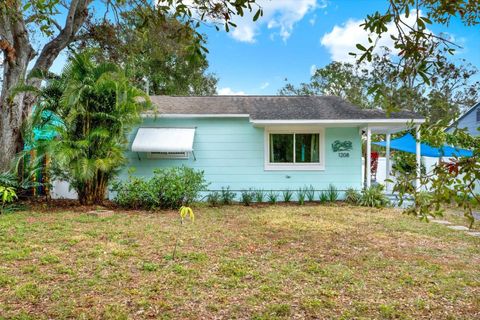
[0,204,479,319]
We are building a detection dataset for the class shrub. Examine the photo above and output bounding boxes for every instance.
[254,189,265,203]
[326,184,339,202]
[207,191,221,207]
[0,186,17,214]
[268,191,278,204]
[345,188,361,204]
[359,185,389,208]
[241,189,254,206]
[297,188,306,205]
[221,186,236,205]
[282,189,293,202]
[319,191,328,203]
[111,166,208,210]
[305,185,315,202]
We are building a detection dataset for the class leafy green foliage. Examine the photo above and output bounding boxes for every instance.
[111,167,208,210]
[345,188,361,205]
[326,184,339,202]
[319,191,328,203]
[359,185,389,208]
[221,186,236,205]
[267,191,278,204]
[30,52,147,205]
[241,190,254,206]
[282,189,293,203]
[0,186,17,214]
[207,191,221,207]
[305,185,315,202]
[394,125,480,227]
[253,189,265,203]
[297,189,306,205]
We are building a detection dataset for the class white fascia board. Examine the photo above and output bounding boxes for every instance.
[141,113,250,118]
[251,119,425,125]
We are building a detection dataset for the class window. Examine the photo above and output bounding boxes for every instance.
[265,128,324,170]
[148,151,189,159]
[477,108,480,122]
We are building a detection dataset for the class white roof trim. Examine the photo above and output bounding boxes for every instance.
[250,119,425,125]
[131,127,195,152]
[141,113,250,118]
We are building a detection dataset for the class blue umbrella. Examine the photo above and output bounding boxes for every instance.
[373,133,473,157]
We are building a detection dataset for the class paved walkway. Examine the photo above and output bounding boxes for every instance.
[429,217,480,237]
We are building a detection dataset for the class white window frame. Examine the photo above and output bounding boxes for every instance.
[147,151,189,159]
[264,126,325,171]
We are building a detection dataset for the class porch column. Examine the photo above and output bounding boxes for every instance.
[415,125,421,190]
[366,127,372,188]
[385,133,391,192]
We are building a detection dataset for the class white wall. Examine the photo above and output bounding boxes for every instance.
[50,180,78,199]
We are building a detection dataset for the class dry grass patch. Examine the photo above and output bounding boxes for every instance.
[0,205,479,319]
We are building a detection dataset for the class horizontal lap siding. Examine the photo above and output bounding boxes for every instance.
[121,118,362,193]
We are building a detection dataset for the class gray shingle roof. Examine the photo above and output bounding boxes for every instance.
[148,95,423,120]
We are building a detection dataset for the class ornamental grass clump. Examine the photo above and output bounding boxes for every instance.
[241,190,254,206]
[207,191,221,207]
[297,188,306,205]
[359,185,389,208]
[345,188,361,205]
[221,186,236,205]
[305,185,315,202]
[268,191,278,204]
[326,184,339,202]
[254,189,265,203]
[282,189,293,203]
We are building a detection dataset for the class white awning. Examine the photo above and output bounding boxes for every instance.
[131,127,195,152]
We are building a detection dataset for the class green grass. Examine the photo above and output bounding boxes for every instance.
[0,205,479,319]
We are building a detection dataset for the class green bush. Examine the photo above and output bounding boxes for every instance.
[326,184,339,202]
[305,185,315,202]
[241,190,254,206]
[345,188,361,204]
[221,186,236,205]
[111,166,208,210]
[359,185,389,208]
[297,188,306,205]
[268,191,278,204]
[319,191,328,203]
[282,189,293,202]
[254,189,265,203]
[207,191,221,207]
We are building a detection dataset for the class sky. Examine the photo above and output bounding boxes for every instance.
[196,0,480,95]
[46,0,480,96]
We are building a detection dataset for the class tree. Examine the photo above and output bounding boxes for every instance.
[279,62,371,109]
[0,0,262,171]
[34,52,147,205]
[76,11,218,95]
[279,51,479,123]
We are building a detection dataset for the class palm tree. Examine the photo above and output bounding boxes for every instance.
[35,52,148,205]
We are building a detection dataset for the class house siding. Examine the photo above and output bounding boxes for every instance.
[119,117,363,196]
[454,104,480,136]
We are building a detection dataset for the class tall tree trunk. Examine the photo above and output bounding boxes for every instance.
[0,0,90,171]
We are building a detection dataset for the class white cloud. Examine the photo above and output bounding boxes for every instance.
[260,82,270,90]
[310,64,317,76]
[218,87,246,95]
[230,0,319,43]
[320,11,423,63]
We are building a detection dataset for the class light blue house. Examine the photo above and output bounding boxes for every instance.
[122,96,424,195]
[448,102,480,136]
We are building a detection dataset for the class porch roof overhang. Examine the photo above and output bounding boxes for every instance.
[250,119,425,133]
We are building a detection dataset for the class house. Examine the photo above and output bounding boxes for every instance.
[120,95,425,197]
[447,102,480,136]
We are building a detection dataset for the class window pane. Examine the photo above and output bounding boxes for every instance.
[295,134,319,163]
[270,134,294,163]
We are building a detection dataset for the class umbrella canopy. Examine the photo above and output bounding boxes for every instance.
[373,133,473,157]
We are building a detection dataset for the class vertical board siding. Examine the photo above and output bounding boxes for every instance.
[456,105,480,137]
[120,118,363,195]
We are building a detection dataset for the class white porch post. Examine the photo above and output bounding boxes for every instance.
[366,127,372,188]
[385,133,391,192]
[415,125,421,190]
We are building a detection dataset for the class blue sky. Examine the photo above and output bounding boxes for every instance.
[47,0,480,96]
[197,0,480,95]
